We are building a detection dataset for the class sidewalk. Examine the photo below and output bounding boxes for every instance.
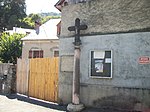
[0,94,67,112]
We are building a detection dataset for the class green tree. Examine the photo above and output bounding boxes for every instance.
[28,13,42,22]
[20,13,42,28]
[20,13,61,28]
[0,0,26,31]
[0,32,25,63]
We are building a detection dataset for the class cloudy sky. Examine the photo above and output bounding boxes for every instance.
[25,0,60,14]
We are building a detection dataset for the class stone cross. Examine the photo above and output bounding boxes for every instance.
[67,18,87,107]
[68,18,87,47]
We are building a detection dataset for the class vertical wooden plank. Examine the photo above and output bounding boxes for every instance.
[41,58,45,100]
[43,58,48,101]
[46,58,51,101]
[55,57,59,102]
[52,58,56,101]
[28,59,31,96]
[35,58,38,98]
[20,59,23,94]
[16,58,21,93]
[16,58,29,95]
[38,58,41,99]
[38,58,44,100]
[29,58,33,97]
[21,59,25,94]
[32,58,36,97]
[17,58,21,94]
[25,59,28,95]
[51,57,55,102]
[49,58,53,101]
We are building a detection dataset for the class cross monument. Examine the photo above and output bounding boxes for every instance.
[67,18,88,112]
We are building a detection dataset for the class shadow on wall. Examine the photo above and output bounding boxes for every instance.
[93,94,147,112]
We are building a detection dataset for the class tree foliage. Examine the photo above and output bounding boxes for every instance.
[0,0,61,31]
[20,13,61,28]
[20,13,42,28]
[0,0,26,31]
[0,0,61,30]
[0,32,25,63]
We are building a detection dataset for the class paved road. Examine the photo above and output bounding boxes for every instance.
[0,94,67,112]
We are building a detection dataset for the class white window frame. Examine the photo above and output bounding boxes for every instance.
[89,50,113,79]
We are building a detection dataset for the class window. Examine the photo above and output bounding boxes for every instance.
[56,21,61,36]
[51,47,59,57]
[54,50,59,57]
[29,50,43,58]
[90,50,112,78]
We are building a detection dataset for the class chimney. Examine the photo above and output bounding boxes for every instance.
[34,19,41,35]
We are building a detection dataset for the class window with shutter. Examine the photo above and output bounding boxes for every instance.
[29,50,32,58]
[29,50,43,58]
[40,50,43,58]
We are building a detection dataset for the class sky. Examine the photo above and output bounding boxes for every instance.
[25,0,60,15]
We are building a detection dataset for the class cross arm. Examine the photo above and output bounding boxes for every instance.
[68,25,88,32]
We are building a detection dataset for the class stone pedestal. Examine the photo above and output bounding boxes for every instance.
[67,103,84,112]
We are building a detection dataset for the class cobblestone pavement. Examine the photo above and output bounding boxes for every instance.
[0,94,67,112]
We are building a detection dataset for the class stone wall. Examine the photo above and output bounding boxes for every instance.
[0,63,16,94]
[61,0,150,37]
[67,0,90,4]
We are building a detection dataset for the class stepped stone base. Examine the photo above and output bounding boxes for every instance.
[67,103,84,112]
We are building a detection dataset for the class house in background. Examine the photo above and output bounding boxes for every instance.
[5,27,34,35]
[21,19,61,59]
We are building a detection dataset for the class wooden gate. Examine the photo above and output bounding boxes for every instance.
[16,58,59,102]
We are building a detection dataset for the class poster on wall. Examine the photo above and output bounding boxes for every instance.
[95,59,103,73]
[91,50,112,78]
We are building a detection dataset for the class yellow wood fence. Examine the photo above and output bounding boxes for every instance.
[16,58,59,102]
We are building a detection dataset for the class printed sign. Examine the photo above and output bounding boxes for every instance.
[139,57,150,64]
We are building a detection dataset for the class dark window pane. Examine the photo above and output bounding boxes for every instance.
[105,51,111,58]
[29,50,32,58]
[54,51,59,57]
[29,50,44,58]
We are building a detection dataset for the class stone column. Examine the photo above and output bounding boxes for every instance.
[72,48,80,104]
[67,46,84,112]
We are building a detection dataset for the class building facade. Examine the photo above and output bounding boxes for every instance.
[58,0,150,111]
